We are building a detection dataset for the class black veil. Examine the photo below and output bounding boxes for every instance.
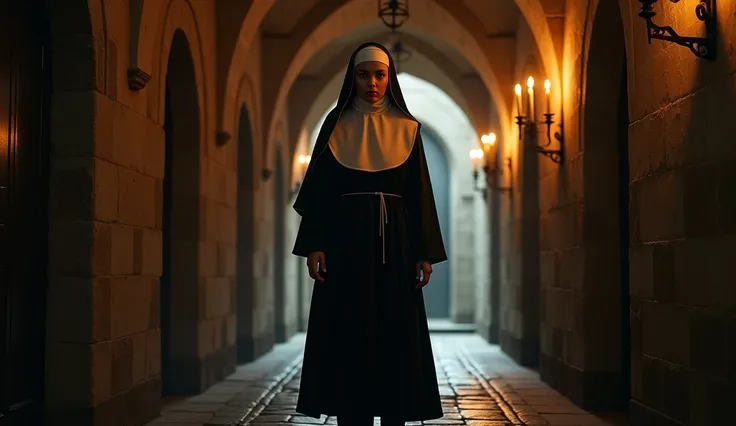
[293,41,420,216]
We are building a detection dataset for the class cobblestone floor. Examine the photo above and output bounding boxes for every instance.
[145,334,629,426]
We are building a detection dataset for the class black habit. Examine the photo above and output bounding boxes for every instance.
[292,42,448,421]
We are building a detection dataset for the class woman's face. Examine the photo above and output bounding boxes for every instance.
[354,61,389,103]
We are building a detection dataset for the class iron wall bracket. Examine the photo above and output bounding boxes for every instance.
[638,0,717,60]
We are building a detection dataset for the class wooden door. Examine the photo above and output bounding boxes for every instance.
[0,0,50,424]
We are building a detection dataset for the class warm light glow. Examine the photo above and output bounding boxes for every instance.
[514,84,522,97]
[527,76,535,89]
[298,154,307,164]
[544,79,551,93]
[305,155,311,164]
[480,132,496,146]
[470,148,484,170]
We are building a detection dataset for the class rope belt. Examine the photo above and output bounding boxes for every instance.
[340,192,402,264]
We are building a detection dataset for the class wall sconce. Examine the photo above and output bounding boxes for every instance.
[515,77,564,165]
[290,154,311,198]
[638,0,716,60]
[469,132,512,199]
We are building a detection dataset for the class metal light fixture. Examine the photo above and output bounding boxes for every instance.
[378,0,410,31]
[515,76,563,164]
[290,154,311,198]
[469,132,512,199]
[389,37,413,73]
[638,0,716,60]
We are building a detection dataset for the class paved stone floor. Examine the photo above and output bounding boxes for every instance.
[145,334,629,426]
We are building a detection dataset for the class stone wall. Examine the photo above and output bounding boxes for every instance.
[622,0,736,423]
[530,0,736,423]
[44,0,274,424]
[497,16,545,367]
[40,1,736,425]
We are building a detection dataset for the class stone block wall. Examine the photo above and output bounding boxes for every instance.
[497,17,544,367]
[530,0,736,423]
[41,1,736,425]
[45,15,164,424]
[43,0,274,424]
[623,1,736,424]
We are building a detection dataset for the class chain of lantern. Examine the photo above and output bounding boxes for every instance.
[378,0,412,72]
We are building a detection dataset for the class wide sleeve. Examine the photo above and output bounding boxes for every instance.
[404,132,448,265]
[292,215,325,258]
[292,158,329,258]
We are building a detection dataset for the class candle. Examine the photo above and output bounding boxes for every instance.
[527,76,535,120]
[514,84,522,116]
[470,149,483,172]
[544,79,551,115]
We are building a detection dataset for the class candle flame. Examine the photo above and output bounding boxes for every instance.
[481,133,496,145]
[527,76,535,89]
[544,79,551,95]
[515,84,522,96]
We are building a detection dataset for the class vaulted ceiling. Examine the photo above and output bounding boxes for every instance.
[261,0,521,78]
[260,0,523,140]
[229,0,544,163]
[261,0,520,36]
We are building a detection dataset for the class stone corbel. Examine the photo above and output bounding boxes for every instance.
[127,68,151,91]
[127,0,152,91]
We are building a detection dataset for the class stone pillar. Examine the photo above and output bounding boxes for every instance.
[500,122,541,367]
[44,24,161,425]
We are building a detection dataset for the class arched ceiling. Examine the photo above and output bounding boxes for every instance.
[258,0,526,168]
[299,25,476,76]
[260,0,324,35]
[217,0,565,160]
[261,0,521,38]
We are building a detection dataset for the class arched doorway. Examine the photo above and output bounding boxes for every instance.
[579,0,630,413]
[421,128,451,319]
[0,0,50,423]
[236,105,256,363]
[161,29,201,396]
[273,147,287,342]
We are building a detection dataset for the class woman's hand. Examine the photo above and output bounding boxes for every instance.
[307,251,327,282]
[415,261,432,289]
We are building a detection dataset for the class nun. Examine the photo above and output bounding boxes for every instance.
[292,41,447,426]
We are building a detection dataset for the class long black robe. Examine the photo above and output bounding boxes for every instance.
[292,42,447,421]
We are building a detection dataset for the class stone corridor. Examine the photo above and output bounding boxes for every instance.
[145,335,629,426]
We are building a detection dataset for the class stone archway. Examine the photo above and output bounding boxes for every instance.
[539,0,630,412]
[261,0,513,173]
[161,29,202,396]
[580,0,630,411]
[236,104,257,363]
[222,0,567,161]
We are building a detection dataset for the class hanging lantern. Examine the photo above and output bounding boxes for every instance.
[389,39,412,72]
[378,0,409,31]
